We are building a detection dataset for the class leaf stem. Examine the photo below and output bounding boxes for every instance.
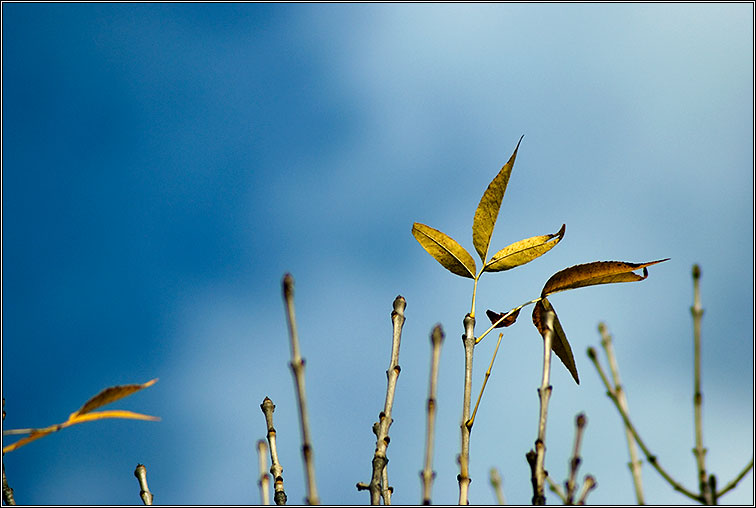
[476,297,542,345]
[468,333,504,429]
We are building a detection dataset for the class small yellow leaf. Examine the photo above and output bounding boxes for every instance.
[484,224,565,272]
[472,136,523,262]
[532,298,579,384]
[541,259,669,297]
[2,429,56,454]
[66,410,161,426]
[412,222,477,278]
[71,379,158,418]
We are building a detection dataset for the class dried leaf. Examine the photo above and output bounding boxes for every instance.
[532,298,579,384]
[541,259,669,297]
[71,379,159,418]
[412,222,477,278]
[472,136,523,262]
[485,308,521,328]
[484,224,565,272]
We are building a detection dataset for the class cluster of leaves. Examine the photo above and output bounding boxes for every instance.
[412,136,667,383]
[3,379,159,454]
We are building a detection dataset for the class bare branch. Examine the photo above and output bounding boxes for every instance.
[420,325,444,505]
[282,273,320,505]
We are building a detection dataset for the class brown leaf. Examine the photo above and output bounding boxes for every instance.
[485,308,521,328]
[532,298,579,384]
[541,259,669,297]
[71,379,158,418]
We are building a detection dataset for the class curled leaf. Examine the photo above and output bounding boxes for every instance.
[472,136,523,262]
[541,259,669,297]
[484,224,565,272]
[532,298,579,384]
[412,222,477,278]
[485,308,521,328]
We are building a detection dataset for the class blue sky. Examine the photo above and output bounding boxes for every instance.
[2,3,753,505]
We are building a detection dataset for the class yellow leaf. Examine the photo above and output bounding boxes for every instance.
[412,222,477,278]
[472,136,523,262]
[66,410,160,426]
[3,379,159,454]
[2,428,56,453]
[71,379,158,418]
[484,224,565,272]
[541,259,669,297]
[532,298,579,384]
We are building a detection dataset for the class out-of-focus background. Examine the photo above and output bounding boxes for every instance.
[2,3,753,505]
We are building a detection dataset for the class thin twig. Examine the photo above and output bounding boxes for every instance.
[587,348,700,502]
[575,474,597,505]
[489,467,506,505]
[690,264,713,504]
[361,296,406,505]
[716,457,754,498]
[257,439,271,505]
[260,397,287,505]
[458,313,476,505]
[545,474,566,503]
[598,322,645,504]
[529,308,555,505]
[565,413,587,504]
[2,400,16,506]
[282,273,320,505]
[420,324,444,505]
[134,464,154,505]
[469,333,504,429]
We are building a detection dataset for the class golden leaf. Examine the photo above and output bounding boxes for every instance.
[541,259,669,297]
[412,222,477,278]
[3,379,159,454]
[71,379,158,418]
[472,136,523,262]
[484,224,565,272]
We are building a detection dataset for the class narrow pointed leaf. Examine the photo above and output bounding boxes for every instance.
[541,259,669,297]
[485,308,521,328]
[71,379,159,418]
[66,410,161,426]
[472,136,523,262]
[412,222,477,278]
[3,380,160,454]
[532,298,579,384]
[484,224,565,272]
[2,429,55,453]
